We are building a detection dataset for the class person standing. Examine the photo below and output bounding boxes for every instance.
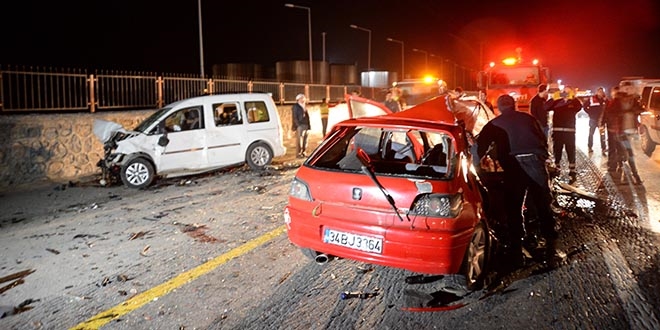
[383,91,401,113]
[545,86,583,182]
[478,89,494,113]
[584,87,608,154]
[477,95,558,270]
[319,97,330,136]
[603,88,643,184]
[292,94,311,158]
[601,86,623,173]
[530,84,550,139]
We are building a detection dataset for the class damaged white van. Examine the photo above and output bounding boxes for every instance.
[93,93,287,188]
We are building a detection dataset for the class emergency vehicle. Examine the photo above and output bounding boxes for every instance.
[477,48,550,112]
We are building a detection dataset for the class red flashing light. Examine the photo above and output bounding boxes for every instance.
[532,59,539,65]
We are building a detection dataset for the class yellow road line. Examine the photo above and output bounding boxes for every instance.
[70,225,287,330]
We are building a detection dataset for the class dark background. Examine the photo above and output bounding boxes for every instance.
[1,0,659,90]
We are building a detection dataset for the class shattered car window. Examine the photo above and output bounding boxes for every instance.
[312,126,454,179]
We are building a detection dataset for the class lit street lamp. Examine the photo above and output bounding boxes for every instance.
[412,48,428,71]
[285,3,314,83]
[386,37,404,80]
[350,24,372,71]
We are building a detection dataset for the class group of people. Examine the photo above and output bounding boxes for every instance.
[529,83,643,184]
[478,83,645,273]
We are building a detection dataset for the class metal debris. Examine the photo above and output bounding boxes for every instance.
[129,231,150,240]
[140,245,151,256]
[46,248,60,255]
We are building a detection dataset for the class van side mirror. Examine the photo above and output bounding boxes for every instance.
[158,134,170,147]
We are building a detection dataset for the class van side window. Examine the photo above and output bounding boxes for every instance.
[163,107,203,132]
[650,88,660,109]
[213,103,242,126]
[245,101,270,123]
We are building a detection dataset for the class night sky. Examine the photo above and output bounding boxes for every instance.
[2,0,659,90]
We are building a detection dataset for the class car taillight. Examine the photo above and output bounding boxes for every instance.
[410,193,462,218]
[289,177,312,201]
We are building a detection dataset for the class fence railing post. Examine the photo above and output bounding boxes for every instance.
[248,80,253,93]
[206,78,213,95]
[279,82,285,105]
[88,74,96,113]
[156,76,164,108]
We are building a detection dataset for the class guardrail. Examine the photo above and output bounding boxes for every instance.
[0,65,378,113]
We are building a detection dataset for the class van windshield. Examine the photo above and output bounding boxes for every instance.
[134,107,172,133]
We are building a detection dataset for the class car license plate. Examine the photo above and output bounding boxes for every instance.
[323,228,382,254]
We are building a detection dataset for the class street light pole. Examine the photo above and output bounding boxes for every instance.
[285,3,314,83]
[386,37,404,80]
[197,0,205,77]
[350,24,371,71]
[412,48,428,71]
[322,32,326,63]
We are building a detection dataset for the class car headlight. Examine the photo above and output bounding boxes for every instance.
[289,177,312,201]
[410,193,463,218]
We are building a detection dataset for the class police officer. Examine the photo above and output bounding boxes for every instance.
[545,86,583,182]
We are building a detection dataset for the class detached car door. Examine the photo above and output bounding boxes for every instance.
[156,106,207,173]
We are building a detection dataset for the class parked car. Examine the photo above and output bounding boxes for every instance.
[635,81,660,156]
[93,93,286,188]
[284,94,498,291]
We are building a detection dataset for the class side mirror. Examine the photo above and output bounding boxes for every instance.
[158,134,170,147]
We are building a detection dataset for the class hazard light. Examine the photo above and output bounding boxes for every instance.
[423,75,436,84]
[502,57,517,66]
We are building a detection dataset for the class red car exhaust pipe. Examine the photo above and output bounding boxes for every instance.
[315,253,329,264]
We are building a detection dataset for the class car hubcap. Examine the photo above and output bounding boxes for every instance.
[251,146,269,166]
[126,163,149,185]
[466,227,486,283]
[641,131,649,149]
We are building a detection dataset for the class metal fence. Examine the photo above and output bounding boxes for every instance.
[0,65,378,113]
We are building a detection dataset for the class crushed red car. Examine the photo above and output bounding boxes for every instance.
[284,94,498,290]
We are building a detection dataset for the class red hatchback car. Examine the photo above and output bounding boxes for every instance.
[284,94,497,290]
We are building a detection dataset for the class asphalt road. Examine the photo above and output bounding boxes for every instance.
[1,118,659,330]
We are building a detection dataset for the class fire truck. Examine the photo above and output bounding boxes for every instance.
[477,48,550,112]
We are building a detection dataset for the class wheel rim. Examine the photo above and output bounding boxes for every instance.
[466,226,487,284]
[641,128,649,150]
[250,146,270,166]
[126,162,149,185]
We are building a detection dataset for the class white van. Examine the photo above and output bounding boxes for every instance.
[94,93,286,188]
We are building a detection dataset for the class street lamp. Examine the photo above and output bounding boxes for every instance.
[430,53,443,78]
[386,37,404,80]
[197,0,205,77]
[412,48,428,71]
[350,24,371,71]
[285,3,314,83]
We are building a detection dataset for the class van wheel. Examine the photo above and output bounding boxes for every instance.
[639,126,656,157]
[246,142,273,170]
[461,221,489,291]
[121,157,154,189]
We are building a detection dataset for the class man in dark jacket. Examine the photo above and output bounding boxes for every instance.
[477,95,558,270]
[530,84,550,139]
[584,87,607,154]
[292,94,311,158]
